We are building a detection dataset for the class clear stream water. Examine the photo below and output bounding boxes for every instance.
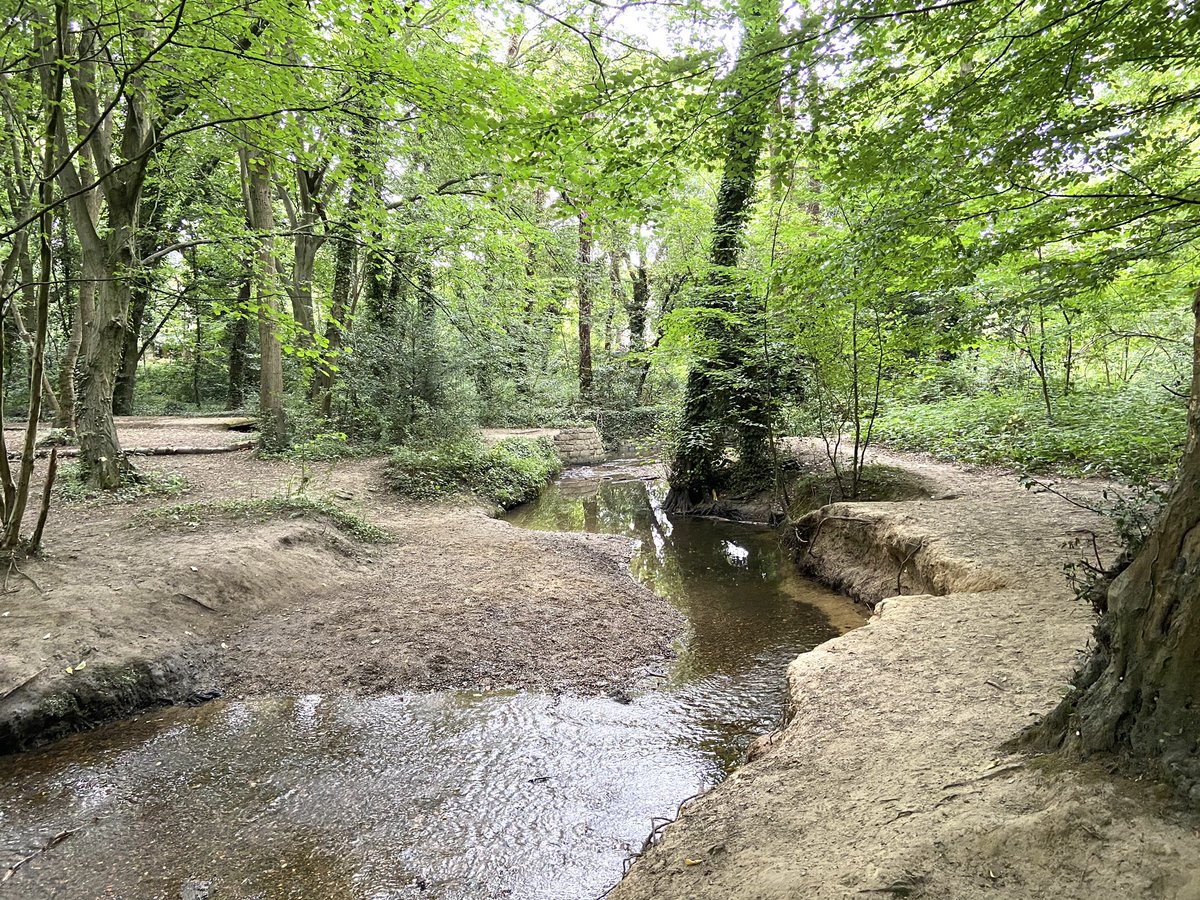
[0,469,861,900]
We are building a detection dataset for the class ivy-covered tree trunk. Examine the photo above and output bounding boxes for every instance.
[664,0,782,513]
[226,276,250,410]
[1034,284,1200,798]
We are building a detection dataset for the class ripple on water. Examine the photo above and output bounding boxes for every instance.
[0,475,860,899]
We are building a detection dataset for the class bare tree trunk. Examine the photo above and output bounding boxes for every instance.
[55,225,82,432]
[627,260,649,353]
[112,279,150,415]
[605,252,623,353]
[244,148,288,450]
[8,235,63,423]
[312,112,374,415]
[314,227,354,416]
[577,210,594,401]
[77,267,134,487]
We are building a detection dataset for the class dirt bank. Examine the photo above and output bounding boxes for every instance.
[612,442,1200,900]
[0,417,682,752]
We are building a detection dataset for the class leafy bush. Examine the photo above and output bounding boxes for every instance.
[385,435,561,509]
[874,384,1186,480]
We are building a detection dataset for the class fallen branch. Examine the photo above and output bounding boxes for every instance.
[2,826,81,883]
[11,441,256,460]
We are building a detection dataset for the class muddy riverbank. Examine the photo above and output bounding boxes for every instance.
[0,418,683,753]
[0,434,866,899]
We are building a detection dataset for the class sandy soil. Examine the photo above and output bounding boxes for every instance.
[612,440,1200,900]
[0,416,682,751]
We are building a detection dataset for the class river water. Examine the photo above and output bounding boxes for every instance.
[0,470,861,900]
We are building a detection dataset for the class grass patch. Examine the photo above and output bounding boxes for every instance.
[874,387,1186,481]
[256,429,377,462]
[140,495,391,543]
[385,435,561,509]
[55,462,190,505]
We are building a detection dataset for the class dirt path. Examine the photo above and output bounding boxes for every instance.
[0,417,682,751]
[612,441,1200,900]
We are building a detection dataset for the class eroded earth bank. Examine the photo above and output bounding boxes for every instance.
[614,443,1200,900]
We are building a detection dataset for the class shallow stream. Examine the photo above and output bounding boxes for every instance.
[0,468,861,899]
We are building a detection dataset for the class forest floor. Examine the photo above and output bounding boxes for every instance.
[5,420,1200,900]
[0,416,681,751]
[613,439,1200,900]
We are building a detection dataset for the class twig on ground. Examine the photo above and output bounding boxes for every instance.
[174,592,216,612]
[2,826,82,883]
[4,559,43,594]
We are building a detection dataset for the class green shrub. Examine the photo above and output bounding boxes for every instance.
[874,384,1186,480]
[385,435,561,508]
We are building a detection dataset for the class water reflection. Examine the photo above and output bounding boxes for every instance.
[0,473,861,900]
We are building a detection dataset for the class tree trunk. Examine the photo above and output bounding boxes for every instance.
[290,224,319,347]
[227,275,251,410]
[577,210,594,401]
[55,228,82,432]
[73,190,137,489]
[664,0,782,513]
[314,226,355,415]
[414,259,438,408]
[1031,284,1200,800]
[8,234,63,423]
[312,110,375,414]
[627,261,649,353]
[77,274,133,488]
[245,149,288,450]
[605,252,622,353]
[112,278,150,415]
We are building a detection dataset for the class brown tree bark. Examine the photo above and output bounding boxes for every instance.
[111,279,150,416]
[244,147,288,450]
[627,260,649,353]
[55,215,81,432]
[279,165,327,351]
[577,210,594,400]
[52,26,161,487]
[10,235,63,422]
[1033,283,1200,800]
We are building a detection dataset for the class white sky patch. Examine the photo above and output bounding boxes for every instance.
[722,540,750,566]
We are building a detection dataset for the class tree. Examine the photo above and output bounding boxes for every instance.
[818,0,1200,793]
[664,0,784,512]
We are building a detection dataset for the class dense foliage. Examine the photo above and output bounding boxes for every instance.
[0,0,1193,492]
[386,436,562,509]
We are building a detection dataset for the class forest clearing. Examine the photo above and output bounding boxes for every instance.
[2,0,1200,896]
